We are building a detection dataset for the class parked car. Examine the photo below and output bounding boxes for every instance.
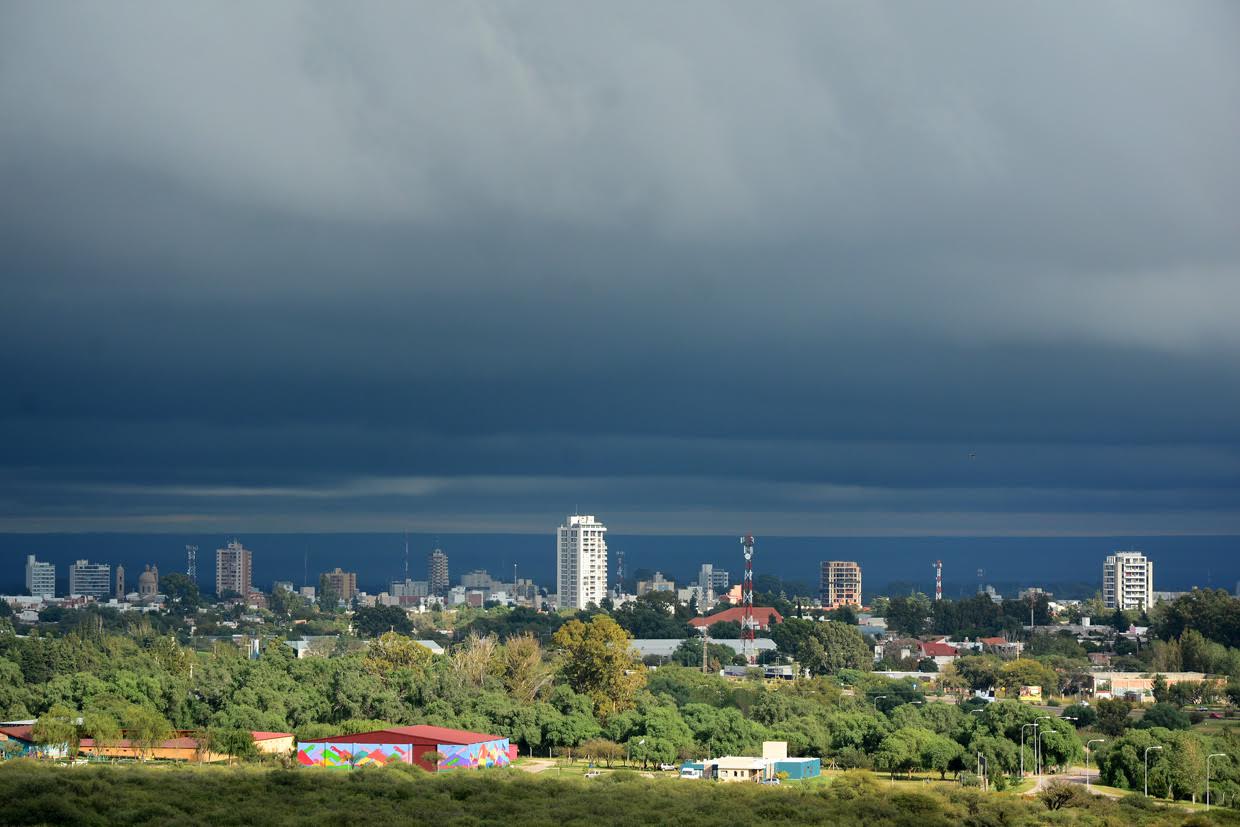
[658,763,677,772]
[584,771,602,779]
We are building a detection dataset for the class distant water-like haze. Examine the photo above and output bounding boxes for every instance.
[1,533,1237,600]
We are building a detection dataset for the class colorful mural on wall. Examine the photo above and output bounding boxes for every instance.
[296,742,412,769]
[437,739,511,770]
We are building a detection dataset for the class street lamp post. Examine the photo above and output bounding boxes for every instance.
[1085,739,1105,789]
[873,695,887,713]
[1144,746,1163,798]
[1207,753,1228,811]
[1020,724,1038,778]
[1034,716,1053,775]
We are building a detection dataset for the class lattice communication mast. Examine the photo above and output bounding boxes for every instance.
[933,560,942,602]
[741,534,756,664]
[186,545,198,585]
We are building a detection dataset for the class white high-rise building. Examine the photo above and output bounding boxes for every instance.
[25,555,55,598]
[557,514,608,610]
[1103,550,1154,611]
[69,559,112,599]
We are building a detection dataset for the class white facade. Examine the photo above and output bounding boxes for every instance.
[557,514,608,610]
[1103,550,1154,611]
[69,559,112,599]
[25,555,55,598]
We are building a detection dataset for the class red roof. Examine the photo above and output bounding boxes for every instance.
[251,731,294,741]
[688,607,783,629]
[979,637,1010,646]
[918,641,959,657]
[0,725,34,742]
[299,725,504,745]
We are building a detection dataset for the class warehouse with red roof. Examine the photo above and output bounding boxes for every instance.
[297,725,513,771]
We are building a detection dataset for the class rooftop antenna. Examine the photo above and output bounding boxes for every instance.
[186,545,198,585]
[932,560,942,602]
[404,534,410,583]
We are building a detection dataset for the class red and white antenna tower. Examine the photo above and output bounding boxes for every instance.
[741,535,756,664]
[933,560,942,602]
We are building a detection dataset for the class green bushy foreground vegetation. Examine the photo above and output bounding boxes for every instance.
[1,762,1236,827]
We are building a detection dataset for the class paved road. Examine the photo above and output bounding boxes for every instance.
[1026,769,1122,799]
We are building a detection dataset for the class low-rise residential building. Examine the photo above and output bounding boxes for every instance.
[916,640,960,667]
[688,607,784,632]
[978,636,1024,657]
[1088,671,1218,703]
[636,572,675,595]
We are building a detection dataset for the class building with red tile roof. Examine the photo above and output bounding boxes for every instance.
[689,607,783,631]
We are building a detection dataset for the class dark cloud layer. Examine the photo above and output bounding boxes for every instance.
[1,2,1239,535]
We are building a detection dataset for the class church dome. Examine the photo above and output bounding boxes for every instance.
[138,564,159,595]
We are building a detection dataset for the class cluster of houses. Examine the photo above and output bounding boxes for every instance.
[679,741,820,783]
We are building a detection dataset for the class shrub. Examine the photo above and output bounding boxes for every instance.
[1038,779,1090,810]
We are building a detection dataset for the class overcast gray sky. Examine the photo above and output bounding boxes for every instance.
[2,2,1239,535]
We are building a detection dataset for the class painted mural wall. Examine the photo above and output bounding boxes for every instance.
[295,738,512,770]
[296,742,412,769]
[437,739,511,770]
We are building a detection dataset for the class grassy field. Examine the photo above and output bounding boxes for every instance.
[2,761,1239,827]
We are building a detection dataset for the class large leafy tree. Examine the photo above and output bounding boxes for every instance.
[769,619,871,675]
[364,632,433,675]
[33,703,79,755]
[1151,589,1240,649]
[501,633,553,704]
[552,615,645,716]
[352,605,413,638]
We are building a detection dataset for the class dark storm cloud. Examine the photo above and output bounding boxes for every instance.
[1,2,1238,533]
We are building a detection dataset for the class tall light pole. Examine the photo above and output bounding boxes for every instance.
[873,695,887,713]
[1144,745,1163,797]
[1034,716,1053,775]
[1207,753,1228,811]
[1020,724,1038,778]
[1085,739,1105,789]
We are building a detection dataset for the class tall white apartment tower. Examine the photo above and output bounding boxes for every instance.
[1103,550,1154,611]
[25,555,56,598]
[557,514,608,610]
